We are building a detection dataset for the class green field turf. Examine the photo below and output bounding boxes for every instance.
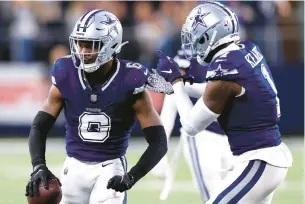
[0,137,302,204]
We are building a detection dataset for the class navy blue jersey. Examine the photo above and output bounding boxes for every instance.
[206,41,281,155]
[174,50,225,135]
[51,56,148,162]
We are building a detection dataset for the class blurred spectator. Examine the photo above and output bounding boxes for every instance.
[149,1,197,68]
[133,1,163,65]
[9,1,39,62]
[65,2,87,35]
[49,44,69,65]
[276,1,304,63]
[0,1,301,67]
[241,1,286,66]
[43,44,69,86]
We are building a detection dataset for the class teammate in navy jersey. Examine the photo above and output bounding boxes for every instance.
[155,2,292,204]
[152,49,233,202]
[25,10,167,204]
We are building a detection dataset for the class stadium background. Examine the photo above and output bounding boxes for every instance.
[0,1,303,204]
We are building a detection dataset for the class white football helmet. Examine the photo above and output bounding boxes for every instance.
[181,1,240,65]
[69,9,128,73]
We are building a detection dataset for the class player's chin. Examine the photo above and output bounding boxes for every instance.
[84,59,95,64]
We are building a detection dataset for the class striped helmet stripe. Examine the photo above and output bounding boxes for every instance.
[77,9,101,32]
[79,9,93,23]
[208,1,237,33]
[83,10,103,32]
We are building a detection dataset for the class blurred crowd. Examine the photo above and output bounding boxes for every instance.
[0,1,303,69]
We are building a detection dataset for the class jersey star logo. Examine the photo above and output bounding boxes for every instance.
[206,64,239,79]
[192,11,210,30]
[214,64,228,77]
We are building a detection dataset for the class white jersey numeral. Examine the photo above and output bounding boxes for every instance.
[261,64,281,117]
[78,112,111,143]
[126,62,142,69]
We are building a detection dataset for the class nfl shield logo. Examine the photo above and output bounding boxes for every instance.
[90,94,98,103]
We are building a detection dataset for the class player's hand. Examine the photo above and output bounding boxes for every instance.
[107,173,135,192]
[155,50,182,84]
[182,71,194,85]
[25,164,62,197]
[182,57,198,85]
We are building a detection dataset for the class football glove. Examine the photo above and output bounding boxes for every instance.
[107,173,136,192]
[25,164,61,197]
[145,69,174,94]
[155,50,182,83]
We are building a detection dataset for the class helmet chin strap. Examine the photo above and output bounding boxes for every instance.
[114,41,129,54]
[197,55,209,66]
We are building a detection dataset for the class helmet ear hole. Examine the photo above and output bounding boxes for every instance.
[111,43,118,49]
[199,36,205,44]
[198,33,210,45]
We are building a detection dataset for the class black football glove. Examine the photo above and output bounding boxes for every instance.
[25,164,61,197]
[182,72,194,85]
[107,173,136,192]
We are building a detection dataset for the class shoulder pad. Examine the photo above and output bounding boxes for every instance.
[120,60,149,94]
[206,47,246,82]
[51,56,72,88]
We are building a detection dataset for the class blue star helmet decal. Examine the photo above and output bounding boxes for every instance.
[100,14,116,25]
[192,9,210,30]
[97,14,118,34]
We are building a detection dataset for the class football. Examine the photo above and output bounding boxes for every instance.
[27,179,62,204]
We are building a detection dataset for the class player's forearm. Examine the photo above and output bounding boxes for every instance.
[172,81,219,137]
[181,97,220,136]
[128,125,167,183]
[172,81,194,120]
[184,82,207,98]
[29,111,56,168]
[160,94,177,138]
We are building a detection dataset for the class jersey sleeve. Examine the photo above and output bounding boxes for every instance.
[50,58,67,90]
[124,62,149,95]
[206,53,244,82]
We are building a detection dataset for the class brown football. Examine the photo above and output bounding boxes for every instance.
[27,179,62,204]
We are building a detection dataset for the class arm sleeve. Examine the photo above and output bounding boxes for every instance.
[160,94,177,139]
[128,126,167,183]
[171,82,219,137]
[29,111,56,167]
[184,82,207,99]
[172,81,194,120]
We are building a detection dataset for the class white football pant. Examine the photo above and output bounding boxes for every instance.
[182,129,233,201]
[206,160,288,204]
[206,142,292,204]
[59,156,127,204]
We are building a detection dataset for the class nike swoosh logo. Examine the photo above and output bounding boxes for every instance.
[96,28,106,31]
[102,162,113,167]
[161,69,172,74]
[144,69,148,75]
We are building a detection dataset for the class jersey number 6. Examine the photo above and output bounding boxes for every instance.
[78,112,111,143]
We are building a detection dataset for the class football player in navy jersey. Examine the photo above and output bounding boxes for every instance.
[155,2,292,204]
[152,49,233,202]
[25,10,167,204]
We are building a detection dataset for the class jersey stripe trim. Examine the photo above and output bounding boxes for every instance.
[212,160,266,204]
